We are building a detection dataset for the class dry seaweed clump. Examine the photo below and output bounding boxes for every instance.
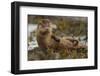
[28,47,88,61]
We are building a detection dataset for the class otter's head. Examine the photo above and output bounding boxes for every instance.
[37,19,52,35]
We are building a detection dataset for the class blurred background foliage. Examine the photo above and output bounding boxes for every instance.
[28,15,88,37]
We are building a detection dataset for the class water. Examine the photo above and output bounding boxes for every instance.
[76,36,87,46]
[28,38,38,51]
[28,24,37,37]
[28,24,38,51]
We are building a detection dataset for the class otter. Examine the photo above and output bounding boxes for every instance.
[36,19,56,50]
[36,19,79,51]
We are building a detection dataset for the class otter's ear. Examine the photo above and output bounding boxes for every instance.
[37,21,42,29]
